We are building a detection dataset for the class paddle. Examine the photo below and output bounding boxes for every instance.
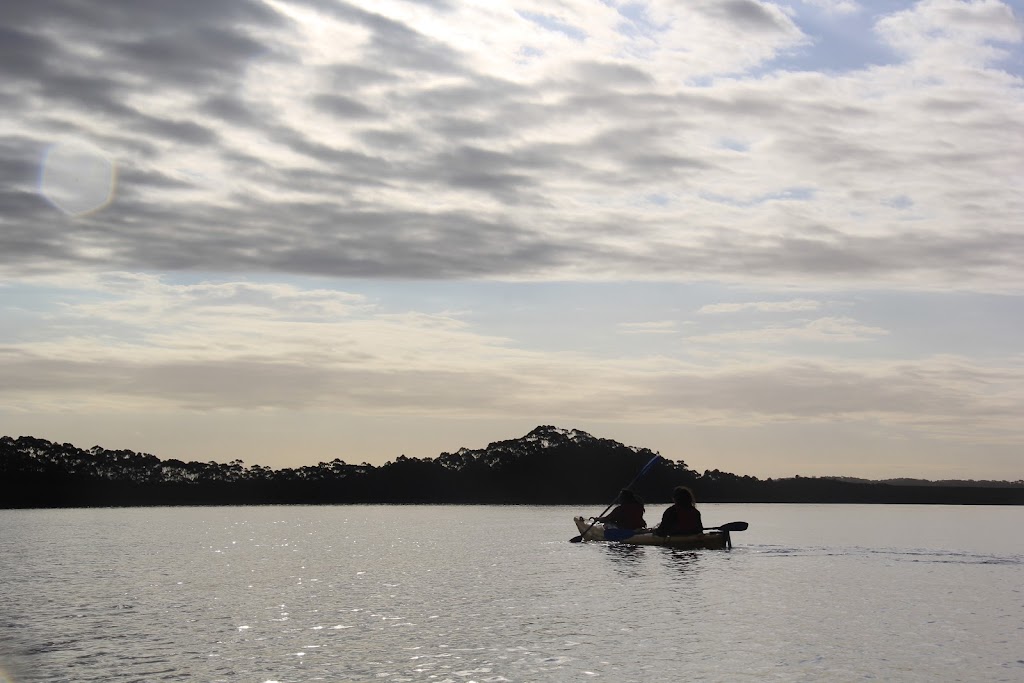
[570,454,662,543]
[704,521,749,532]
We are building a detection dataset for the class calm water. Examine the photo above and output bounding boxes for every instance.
[0,504,1021,682]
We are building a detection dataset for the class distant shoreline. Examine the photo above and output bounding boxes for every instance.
[3,431,1022,509]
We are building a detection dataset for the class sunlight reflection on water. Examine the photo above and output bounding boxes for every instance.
[0,504,1021,682]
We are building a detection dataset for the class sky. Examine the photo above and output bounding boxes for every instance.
[1,0,1022,480]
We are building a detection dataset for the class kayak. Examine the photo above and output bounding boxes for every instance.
[573,516,732,549]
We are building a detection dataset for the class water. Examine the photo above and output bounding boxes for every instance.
[1,504,1021,682]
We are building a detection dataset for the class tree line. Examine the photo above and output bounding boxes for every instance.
[2,427,1021,508]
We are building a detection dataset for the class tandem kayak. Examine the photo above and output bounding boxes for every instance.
[573,516,734,549]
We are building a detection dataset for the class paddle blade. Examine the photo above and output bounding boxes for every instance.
[717,521,748,532]
[569,535,583,543]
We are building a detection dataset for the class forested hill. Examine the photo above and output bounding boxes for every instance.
[2,426,1022,509]
[828,476,1024,489]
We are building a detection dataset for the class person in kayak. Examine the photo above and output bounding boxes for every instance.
[654,486,703,536]
[591,489,646,530]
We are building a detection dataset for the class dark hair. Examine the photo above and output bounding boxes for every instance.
[619,488,641,504]
[672,486,695,506]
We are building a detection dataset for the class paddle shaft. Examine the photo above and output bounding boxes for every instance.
[704,521,749,532]
[571,454,662,542]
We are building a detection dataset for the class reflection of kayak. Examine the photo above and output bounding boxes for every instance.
[573,516,732,549]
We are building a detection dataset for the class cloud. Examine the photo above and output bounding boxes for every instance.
[617,320,679,334]
[0,0,1021,291]
[517,11,588,42]
[684,316,889,344]
[876,0,1023,65]
[1,274,1021,450]
[704,0,798,33]
[698,298,823,314]
[634,355,1024,442]
[798,0,862,14]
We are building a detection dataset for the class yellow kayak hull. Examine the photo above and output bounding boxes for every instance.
[573,516,731,549]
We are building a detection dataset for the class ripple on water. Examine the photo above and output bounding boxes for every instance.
[2,505,1022,683]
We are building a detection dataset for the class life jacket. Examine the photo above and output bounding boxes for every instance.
[608,502,646,529]
[672,505,702,535]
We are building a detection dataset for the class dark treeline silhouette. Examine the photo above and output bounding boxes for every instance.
[829,476,1024,489]
[2,426,1022,509]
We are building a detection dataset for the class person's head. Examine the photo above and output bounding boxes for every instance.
[672,486,695,506]
[619,488,640,504]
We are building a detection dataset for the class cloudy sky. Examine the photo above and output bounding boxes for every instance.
[2,0,1022,480]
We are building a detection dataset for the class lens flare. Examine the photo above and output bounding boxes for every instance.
[39,140,117,216]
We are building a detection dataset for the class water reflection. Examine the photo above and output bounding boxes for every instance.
[603,543,645,576]
[663,549,704,576]
[665,550,700,566]
[597,542,710,580]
